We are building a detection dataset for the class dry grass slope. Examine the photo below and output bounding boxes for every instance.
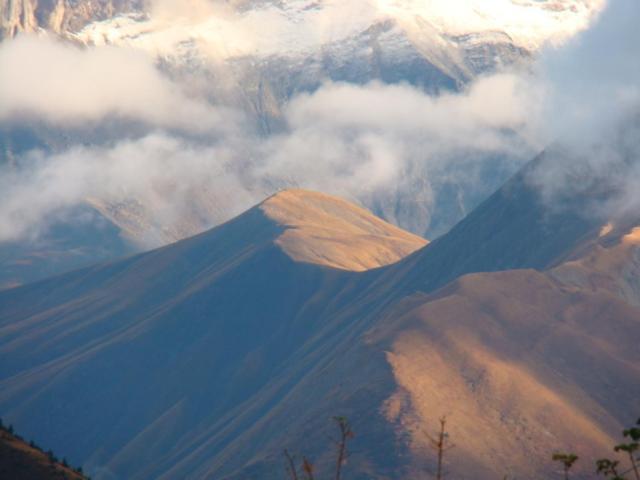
[374,259,640,478]
[0,427,85,480]
[261,189,428,271]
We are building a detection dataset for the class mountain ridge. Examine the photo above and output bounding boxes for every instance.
[260,189,427,271]
[1,175,639,479]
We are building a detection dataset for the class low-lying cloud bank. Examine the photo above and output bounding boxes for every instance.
[264,74,541,196]
[0,71,541,244]
[527,0,640,214]
[0,35,236,133]
[0,0,637,247]
[539,0,639,147]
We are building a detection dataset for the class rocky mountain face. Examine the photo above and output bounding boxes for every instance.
[0,0,141,40]
[0,168,638,479]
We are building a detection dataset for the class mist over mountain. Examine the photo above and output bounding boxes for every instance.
[0,0,613,285]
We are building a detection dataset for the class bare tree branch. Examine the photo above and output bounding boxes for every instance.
[284,449,299,480]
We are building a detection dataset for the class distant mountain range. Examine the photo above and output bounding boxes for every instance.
[1,151,638,479]
[0,0,605,288]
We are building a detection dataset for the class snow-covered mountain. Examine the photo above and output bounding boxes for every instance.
[0,0,141,40]
[89,1,601,60]
[2,0,605,119]
[9,0,603,102]
[8,0,604,69]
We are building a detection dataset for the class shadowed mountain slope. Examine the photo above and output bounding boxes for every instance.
[0,204,135,291]
[0,189,423,479]
[0,180,639,479]
[371,153,605,299]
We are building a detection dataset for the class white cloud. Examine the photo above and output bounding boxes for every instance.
[262,74,541,200]
[0,35,236,132]
[525,0,640,214]
[0,72,542,244]
[1,0,633,247]
[537,0,639,148]
[0,134,261,244]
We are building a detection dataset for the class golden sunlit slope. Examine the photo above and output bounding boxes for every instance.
[371,266,640,479]
[261,189,427,270]
[357,223,640,479]
[551,222,640,306]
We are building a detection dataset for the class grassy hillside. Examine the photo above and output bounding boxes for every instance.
[0,422,86,480]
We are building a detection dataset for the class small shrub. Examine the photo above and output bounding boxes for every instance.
[552,452,578,480]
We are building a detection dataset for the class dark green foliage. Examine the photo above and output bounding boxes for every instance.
[593,418,640,480]
[596,458,624,479]
[623,419,640,442]
[614,444,639,455]
[552,452,578,480]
